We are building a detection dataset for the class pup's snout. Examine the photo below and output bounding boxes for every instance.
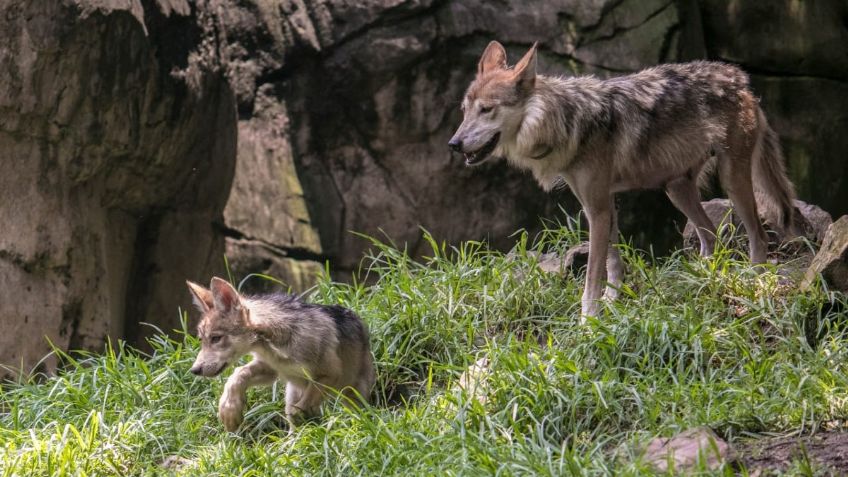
[189,364,202,376]
[448,138,463,152]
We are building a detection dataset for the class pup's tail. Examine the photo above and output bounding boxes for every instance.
[751,106,801,237]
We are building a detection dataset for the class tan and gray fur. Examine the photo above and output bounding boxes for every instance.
[449,41,799,317]
[187,277,375,431]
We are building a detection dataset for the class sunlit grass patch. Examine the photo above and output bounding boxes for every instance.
[1,222,846,476]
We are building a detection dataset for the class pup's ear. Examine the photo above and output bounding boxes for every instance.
[186,281,213,313]
[478,40,507,76]
[512,42,538,93]
[209,277,242,313]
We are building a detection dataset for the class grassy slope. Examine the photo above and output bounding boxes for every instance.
[1,225,847,476]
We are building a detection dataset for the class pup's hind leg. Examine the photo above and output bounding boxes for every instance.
[346,352,375,406]
[285,382,323,427]
[219,360,277,432]
[665,174,716,257]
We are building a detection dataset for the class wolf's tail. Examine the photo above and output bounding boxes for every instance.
[751,106,800,237]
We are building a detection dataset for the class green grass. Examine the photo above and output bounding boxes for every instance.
[1,222,847,476]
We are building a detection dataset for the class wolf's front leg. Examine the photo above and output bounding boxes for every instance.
[581,199,612,319]
[218,360,277,432]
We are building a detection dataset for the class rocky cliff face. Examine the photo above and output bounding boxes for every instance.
[0,0,235,373]
[698,0,848,220]
[1,0,846,374]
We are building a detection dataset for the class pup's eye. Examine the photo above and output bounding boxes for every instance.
[480,105,494,114]
[209,335,222,344]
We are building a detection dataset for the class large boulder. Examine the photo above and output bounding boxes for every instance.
[681,198,833,252]
[0,0,235,374]
[802,216,848,294]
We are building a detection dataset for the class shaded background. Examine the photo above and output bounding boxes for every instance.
[1,0,846,374]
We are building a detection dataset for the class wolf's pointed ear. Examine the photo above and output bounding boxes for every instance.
[186,281,213,313]
[512,42,538,92]
[478,41,507,76]
[210,277,242,312]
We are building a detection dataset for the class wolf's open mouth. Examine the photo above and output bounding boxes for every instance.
[464,132,500,166]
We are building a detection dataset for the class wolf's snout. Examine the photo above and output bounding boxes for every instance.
[189,364,202,375]
[448,138,463,152]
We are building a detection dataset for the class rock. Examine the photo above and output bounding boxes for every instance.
[531,243,591,275]
[0,0,236,374]
[682,199,833,251]
[699,1,848,80]
[222,85,326,291]
[642,427,735,472]
[571,0,681,72]
[224,238,324,295]
[159,455,192,471]
[456,357,490,405]
[802,216,848,293]
[698,0,848,219]
[750,76,848,223]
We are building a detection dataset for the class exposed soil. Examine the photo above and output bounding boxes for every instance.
[737,431,848,475]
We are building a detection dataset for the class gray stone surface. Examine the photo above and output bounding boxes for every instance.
[0,0,235,374]
[682,199,833,251]
[642,427,735,472]
[803,216,848,294]
[699,0,848,219]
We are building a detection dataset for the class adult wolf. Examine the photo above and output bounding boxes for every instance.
[187,277,375,431]
[449,41,798,317]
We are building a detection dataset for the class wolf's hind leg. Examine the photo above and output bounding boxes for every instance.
[665,175,716,257]
[718,149,768,264]
[604,197,623,301]
[218,360,277,432]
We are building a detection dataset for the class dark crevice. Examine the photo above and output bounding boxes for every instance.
[122,212,165,347]
[216,223,328,263]
[658,23,681,63]
[713,57,848,84]
[59,300,83,351]
[579,0,676,47]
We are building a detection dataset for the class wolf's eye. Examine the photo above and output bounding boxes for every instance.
[210,335,222,344]
[480,105,494,114]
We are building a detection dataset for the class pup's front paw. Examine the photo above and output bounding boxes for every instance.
[218,391,245,432]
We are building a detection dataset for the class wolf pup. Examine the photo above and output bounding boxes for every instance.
[187,277,375,431]
[450,41,799,317]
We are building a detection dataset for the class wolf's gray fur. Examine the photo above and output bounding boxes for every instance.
[187,277,375,431]
[450,41,798,317]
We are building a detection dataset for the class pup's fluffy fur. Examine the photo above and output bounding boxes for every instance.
[188,277,375,431]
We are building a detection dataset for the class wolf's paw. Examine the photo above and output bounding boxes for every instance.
[602,286,619,302]
[218,392,245,432]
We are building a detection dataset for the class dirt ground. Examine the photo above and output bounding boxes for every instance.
[738,431,848,475]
